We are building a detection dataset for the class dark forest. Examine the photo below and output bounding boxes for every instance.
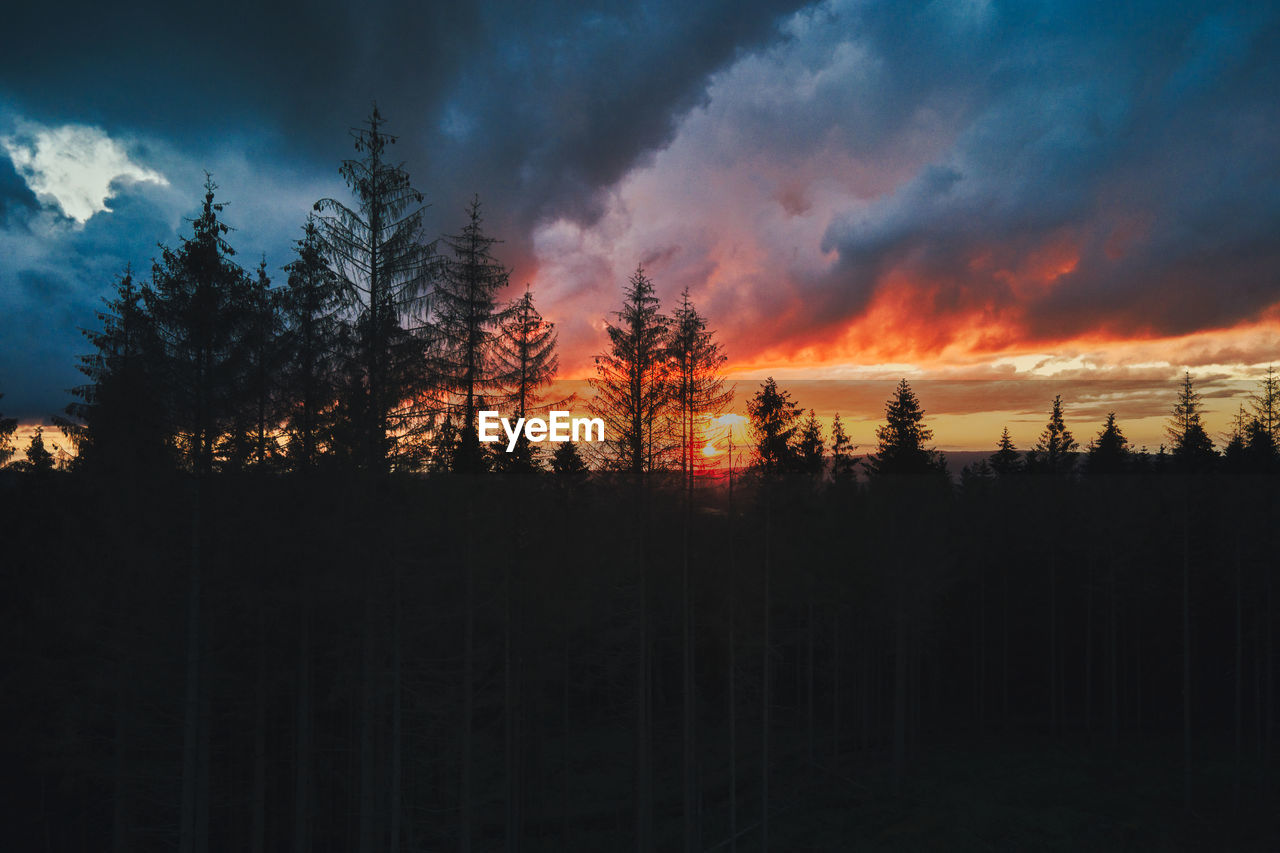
[1,109,1278,851]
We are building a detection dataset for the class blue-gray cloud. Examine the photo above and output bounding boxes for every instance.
[0,0,805,417]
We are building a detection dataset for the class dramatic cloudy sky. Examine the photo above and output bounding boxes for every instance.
[2,0,1278,449]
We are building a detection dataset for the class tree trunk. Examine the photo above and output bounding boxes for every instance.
[461,497,475,853]
[761,490,771,851]
[252,606,267,853]
[683,484,696,853]
[727,455,737,853]
[360,577,378,853]
[179,480,204,853]
[635,482,652,852]
[807,598,815,767]
[1182,490,1192,808]
[294,580,311,853]
[390,569,402,853]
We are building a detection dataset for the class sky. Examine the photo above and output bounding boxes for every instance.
[2,0,1278,452]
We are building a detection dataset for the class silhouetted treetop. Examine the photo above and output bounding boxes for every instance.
[864,379,943,478]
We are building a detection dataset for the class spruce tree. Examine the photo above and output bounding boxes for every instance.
[589,265,673,473]
[492,285,559,473]
[60,268,168,473]
[430,197,517,472]
[829,412,857,483]
[280,219,344,470]
[313,106,434,471]
[550,440,588,477]
[18,425,55,475]
[990,426,1021,476]
[746,377,802,475]
[1025,395,1077,476]
[223,258,281,470]
[669,288,732,485]
[864,379,942,477]
[1249,365,1279,445]
[796,409,825,477]
[1086,412,1130,475]
[145,176,253,475]
[1167,372,1216,471]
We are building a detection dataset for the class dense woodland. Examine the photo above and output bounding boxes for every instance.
[2,109,1279,850]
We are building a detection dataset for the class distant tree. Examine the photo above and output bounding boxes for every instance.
[426,415,459,473]
[279,219,344,470]
[829,413,857,483]
[864,379,943,477]
[313,105,434,472]
[1086,412,1130,475]
[1025,395,1077,476]
[796,409,825,478]
[1222,406,1250,471]
[669,288,732,486]
[145,176,253,475]
[492,285,559,473]
[17,426,55,475]
[1167,372,1216,471]
[960,458,995,493]
[0,394,16,468]
[550,440,588,477]
[589,266,673,473]
[431,197,518,473]
[989,426,1021,476]
[746,377,802,475]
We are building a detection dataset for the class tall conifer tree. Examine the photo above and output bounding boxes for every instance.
[589,266,672,473]
[669,288,731,486]
[431,197,515,472]
[1025,395,1077,476]
[314,106,434,471]
[492,285,559,472]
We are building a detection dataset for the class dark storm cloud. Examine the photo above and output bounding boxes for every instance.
[810,0,1280,351]
[1,0,805,232]
[0,0,805,417]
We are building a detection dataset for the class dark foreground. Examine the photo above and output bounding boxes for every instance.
[2,469,1276,851]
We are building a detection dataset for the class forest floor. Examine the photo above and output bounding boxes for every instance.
[733,732,1279,852]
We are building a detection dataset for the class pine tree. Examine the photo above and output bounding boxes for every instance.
[829,413,857,483]
[1086,412,1129,475]
[1167,372,1216,471]
[797,409,825,477]
[313,105,434,471]
[864,379,942,477]
[1025,395,1077,476]
[145,176,253,475]
[669,288,732,486]
[589,265,673,473]
[990,426,1021,476]
[492,285,559,473]
[746,377,802,475]
[431,197,517,473]
[279,219,344,470]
